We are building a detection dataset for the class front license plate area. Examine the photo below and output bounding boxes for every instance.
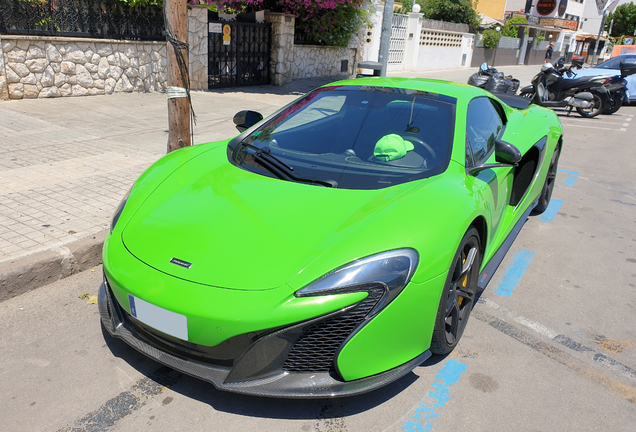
[128,294,188,341]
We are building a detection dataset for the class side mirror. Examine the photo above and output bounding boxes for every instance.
[620,60,636,78]
[467,139,521,176]
[233,110,263,132]
[495,139,521,164]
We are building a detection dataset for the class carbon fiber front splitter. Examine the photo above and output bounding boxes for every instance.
[98,281,431,398]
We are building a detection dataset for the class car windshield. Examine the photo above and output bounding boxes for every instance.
[229,85,456,190]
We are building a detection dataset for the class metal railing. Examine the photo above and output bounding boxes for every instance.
[0,0,164,41]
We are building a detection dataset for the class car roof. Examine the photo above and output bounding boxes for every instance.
[321,77,488,101]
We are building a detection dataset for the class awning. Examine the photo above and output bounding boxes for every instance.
[479,14,504,27]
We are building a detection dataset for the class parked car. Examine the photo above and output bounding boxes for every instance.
[100,78,563,398]
[565,54,636,104]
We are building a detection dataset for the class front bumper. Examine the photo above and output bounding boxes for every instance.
[98,280,430,398]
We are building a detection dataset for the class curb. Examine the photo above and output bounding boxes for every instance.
[0,230,108,302]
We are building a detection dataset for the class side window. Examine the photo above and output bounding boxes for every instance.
[466,97,504,166]
[597,58,619,70]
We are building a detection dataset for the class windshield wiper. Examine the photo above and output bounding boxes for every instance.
[240,143,295,172]
[238,142,337,188]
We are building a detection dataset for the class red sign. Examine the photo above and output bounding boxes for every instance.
[537,0,557,16]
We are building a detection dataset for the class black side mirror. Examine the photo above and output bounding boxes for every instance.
[620,60,636,78]
[495,139,521,164]
[233,110,263,132]
[467,139,521,176]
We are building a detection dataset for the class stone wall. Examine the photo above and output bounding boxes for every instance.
[0,37,8,101]
[1,7,207,100]
[188,5,208,90]
[1,35,167,100]
[292,45,361,80]
[266,12,362,85]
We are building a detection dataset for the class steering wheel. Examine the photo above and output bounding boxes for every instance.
[402,135,437,162]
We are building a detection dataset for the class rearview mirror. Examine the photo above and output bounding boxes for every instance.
[233,110,263,133]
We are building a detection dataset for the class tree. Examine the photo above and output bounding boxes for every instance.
[421,0,481,32]
[397,0,481,31]
[482,29,500,49]
[606,2,636,38]
[501,15,526,38]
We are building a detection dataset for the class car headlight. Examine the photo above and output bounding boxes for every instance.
[295,249,419,317]
[110,188,131,233]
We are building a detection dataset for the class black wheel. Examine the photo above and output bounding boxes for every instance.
[430,228,482,355]
[532,144,561,215]
[576,93,604,118]
[602,94,623,115]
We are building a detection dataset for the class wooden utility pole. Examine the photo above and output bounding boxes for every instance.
[166,0,191,153]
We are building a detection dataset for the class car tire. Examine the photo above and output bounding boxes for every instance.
[430,227,482,355]
[532,144,561,215]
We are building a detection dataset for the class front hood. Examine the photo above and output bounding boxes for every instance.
[122,145,410,290]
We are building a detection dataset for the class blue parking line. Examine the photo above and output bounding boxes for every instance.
[557,169,579,186]
[494,250,535,297]
[400,360,467,432]
[540,198,564,222]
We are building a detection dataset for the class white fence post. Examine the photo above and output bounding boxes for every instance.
[403,12,423,71]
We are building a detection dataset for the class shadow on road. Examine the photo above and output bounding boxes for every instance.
[201,77,341,98]
[101,322,425,420]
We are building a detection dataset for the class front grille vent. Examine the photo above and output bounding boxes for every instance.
[282,287,384,372]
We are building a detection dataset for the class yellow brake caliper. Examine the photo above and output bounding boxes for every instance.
[458,252,467,306]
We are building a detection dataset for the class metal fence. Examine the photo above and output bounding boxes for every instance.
[0,0,164,41]
[388,13,408,65]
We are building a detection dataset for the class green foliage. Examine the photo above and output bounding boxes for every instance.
[421,0,481,32]
[535,34,545,44]
[482,29,500,49]
[606,2,636,38]
[396,0,480,32]
[117,0,163,6]
[501,15,526,38]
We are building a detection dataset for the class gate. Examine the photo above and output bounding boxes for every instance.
[208,20,271,88]
[388,13,408,66]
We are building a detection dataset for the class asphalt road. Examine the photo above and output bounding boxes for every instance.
[2,90,636,431]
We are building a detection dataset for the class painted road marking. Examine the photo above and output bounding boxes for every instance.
[400,359,467,432]
[540,198,564,222]
[560,118,631,126]
[557,169,579,185]
[478,298,636,383]
[473,310,636,403]
[560,123,627,132]
[493,250,535,297]
[479,297,558,339]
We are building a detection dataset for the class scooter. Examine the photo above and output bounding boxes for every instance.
[567,56,632,115]
[519,57,609,118]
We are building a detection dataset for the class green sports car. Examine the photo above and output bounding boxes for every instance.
[99,77,563,398]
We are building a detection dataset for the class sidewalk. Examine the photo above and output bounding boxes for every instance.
[0,66,542,300]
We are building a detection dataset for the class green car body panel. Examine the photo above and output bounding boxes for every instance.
[101,77,563,395]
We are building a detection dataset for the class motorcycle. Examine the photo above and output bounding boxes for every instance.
[519,56,609,118]
[468,63,520,94]
[567,56,632,115]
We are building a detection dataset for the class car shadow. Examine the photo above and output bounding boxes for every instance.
[201,77,342,98]
[101,324,423,419]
